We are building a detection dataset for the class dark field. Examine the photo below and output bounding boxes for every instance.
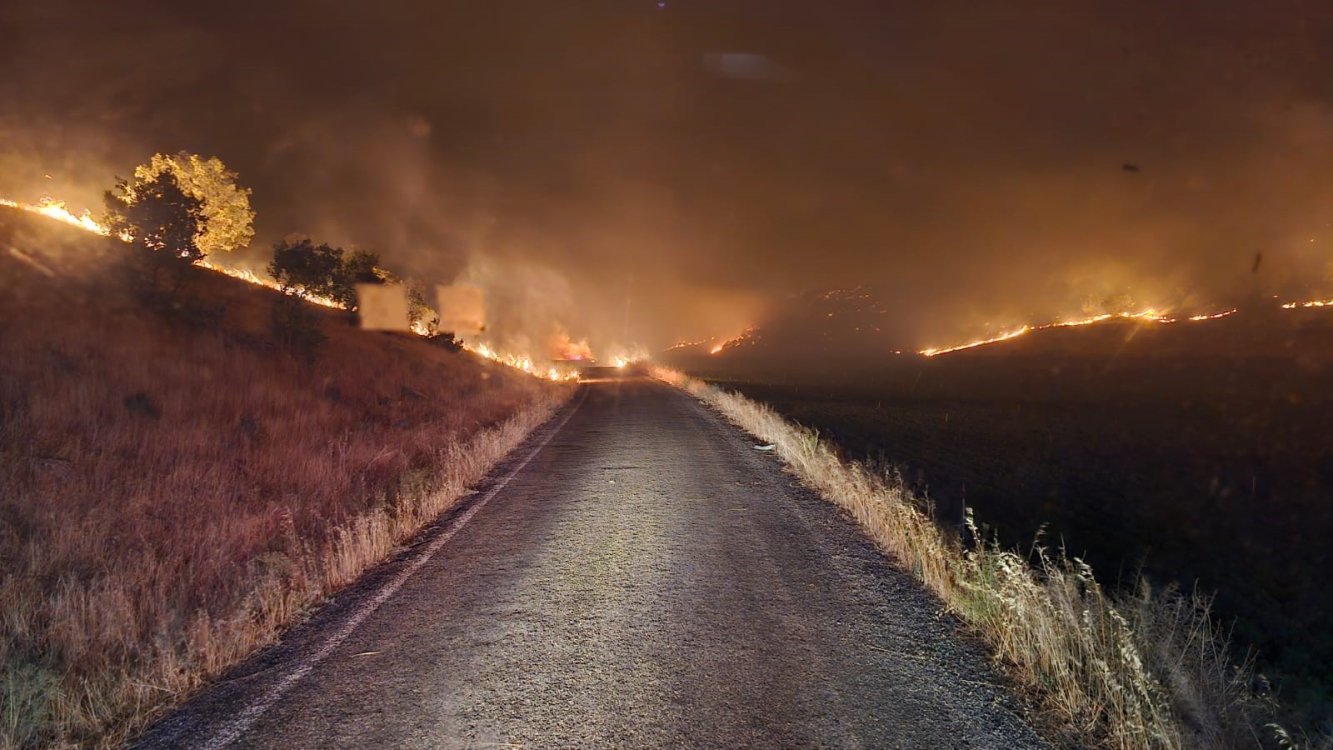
[684,318,1333,730]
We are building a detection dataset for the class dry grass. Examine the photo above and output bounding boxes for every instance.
[653,366,1297,749]
[0,213,571,748]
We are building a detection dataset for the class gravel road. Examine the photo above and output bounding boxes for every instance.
[138,377,1044,749]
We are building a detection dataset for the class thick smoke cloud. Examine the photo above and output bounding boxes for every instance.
[4,1,1333,352]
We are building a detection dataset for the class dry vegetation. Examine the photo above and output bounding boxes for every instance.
[0,213,570,747]
[653,366,1299,750]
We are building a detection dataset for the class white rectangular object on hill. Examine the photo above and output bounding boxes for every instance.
[356,284,409,331]
[436,284,486,335]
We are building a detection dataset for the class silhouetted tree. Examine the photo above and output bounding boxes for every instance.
[103,171,205,289]
[268,238,345,301]
[268,240,392,310]
[331,249,383,309]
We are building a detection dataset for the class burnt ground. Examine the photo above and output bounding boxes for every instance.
[708,345,1333,732]
[137,377,1043,749]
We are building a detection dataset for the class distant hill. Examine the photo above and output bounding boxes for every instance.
[664,284,1333,382]
[664,286,907,372]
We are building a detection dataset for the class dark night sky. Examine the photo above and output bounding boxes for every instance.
[5,1,1333,354]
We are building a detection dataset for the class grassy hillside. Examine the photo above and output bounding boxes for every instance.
[0,209,571,747]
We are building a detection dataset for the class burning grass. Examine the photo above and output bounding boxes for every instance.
[653,365,1285,749]
[0,213,572,747]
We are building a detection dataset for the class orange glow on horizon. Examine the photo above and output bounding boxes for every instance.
[919,307,1252,357]
[12,196,1333,369]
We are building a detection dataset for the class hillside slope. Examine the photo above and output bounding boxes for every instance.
[0,209,570,747]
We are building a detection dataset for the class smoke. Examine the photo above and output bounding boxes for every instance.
[453,254,576,359]
[5,0,1333,355]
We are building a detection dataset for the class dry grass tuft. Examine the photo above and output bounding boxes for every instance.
[654,365,1292,749]
[0,214,571,748]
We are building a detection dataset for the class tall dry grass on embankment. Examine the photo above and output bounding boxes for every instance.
[0,212,570,747]
[654,366,1288,749]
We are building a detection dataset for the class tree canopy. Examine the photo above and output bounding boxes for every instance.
[269,239,345,301]
[268,239,390,309]
[134,152,254,255]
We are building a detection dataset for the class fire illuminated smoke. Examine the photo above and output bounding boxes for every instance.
[12,193,1333,372]
[550,330,594,361]
[2,195,581,382]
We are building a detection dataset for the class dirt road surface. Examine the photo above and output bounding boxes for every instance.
[138,377,1044,749]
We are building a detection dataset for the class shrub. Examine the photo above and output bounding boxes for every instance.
[268,238,345,302]
[268,239,390,311]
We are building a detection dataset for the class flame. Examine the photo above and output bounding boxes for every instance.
[1187,308,1238,322]
[1053,310,1175,326]
[1281,298,1333,309]
[463,341,580,382]
[918,308,1248,356]
[4,194,584,382]
[709,326,757,355]
[0,197,115,236]
[19,193,1329,372]
[194,258,345,309]
[919,325,1032,357]
[2,195,339,308]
